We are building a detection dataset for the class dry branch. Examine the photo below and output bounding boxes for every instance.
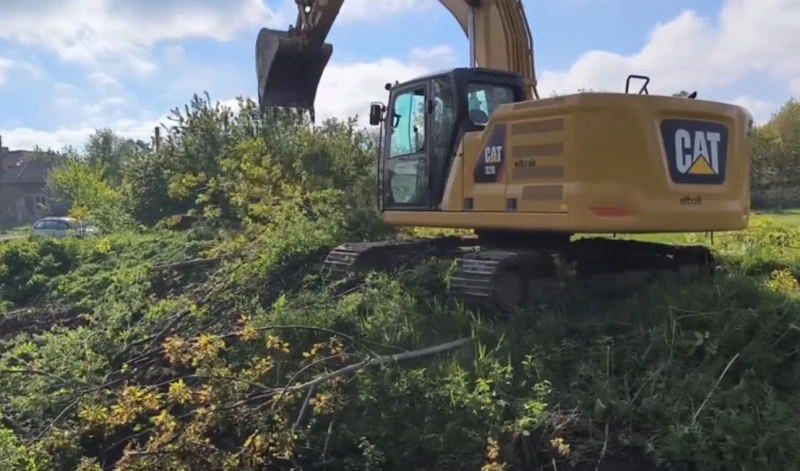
[280,337,470,397]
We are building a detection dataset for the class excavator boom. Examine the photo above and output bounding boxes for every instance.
[255,0,539,116]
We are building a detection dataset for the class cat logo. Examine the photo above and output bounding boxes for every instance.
[474,124,507,184]
[660,119,729,185]
[484,146,502,164]
[674,129,721,175]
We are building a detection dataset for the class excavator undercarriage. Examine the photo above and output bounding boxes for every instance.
[322,234,715,313]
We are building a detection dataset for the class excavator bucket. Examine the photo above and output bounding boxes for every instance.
[255,27,332,114]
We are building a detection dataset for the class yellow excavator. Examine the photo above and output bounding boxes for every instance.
[256,0,754,312]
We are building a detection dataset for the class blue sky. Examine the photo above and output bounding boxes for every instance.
[0,0,796,151]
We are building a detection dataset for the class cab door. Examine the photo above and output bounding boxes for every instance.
[382,82,432,210]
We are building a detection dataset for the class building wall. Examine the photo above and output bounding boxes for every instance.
[0,147,12,171]
[0,143,52,226]
[0,184,47,225]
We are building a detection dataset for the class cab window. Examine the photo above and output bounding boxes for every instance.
[386,86,428,205]
[467,83,514,126]
[389,88,426,158]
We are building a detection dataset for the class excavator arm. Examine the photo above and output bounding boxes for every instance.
[255,0,539,118]
[438,0,538,99]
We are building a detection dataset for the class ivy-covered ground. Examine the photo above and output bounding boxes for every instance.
[1,212,800,471]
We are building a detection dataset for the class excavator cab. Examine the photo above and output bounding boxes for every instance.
[372,67,527,212]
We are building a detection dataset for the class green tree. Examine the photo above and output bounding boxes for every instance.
[750,98,800,208]
[45,157,132,231]
[84,128,147,185]
[116,93,384,236]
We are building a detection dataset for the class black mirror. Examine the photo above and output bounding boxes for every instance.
[369,102,383,126]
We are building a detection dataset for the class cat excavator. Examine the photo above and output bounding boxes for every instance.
[256,0,754,312]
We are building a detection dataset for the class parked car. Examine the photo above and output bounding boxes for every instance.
[31,217,100,239]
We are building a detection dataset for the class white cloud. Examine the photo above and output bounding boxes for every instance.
[338,0,429,22]
[54,82,76,92]
[88,72,121,90]
[537,0,800,100]
[730,96,779,124]
[163,45,185,63]
[789,78,800,97]
[0,0,286,77]
[54,97,78,108]
[19,62,44,79]
[314,45,458,123]
[82,97,126,117]
[0,0,426,80]
[0,117,162,151]
[0,57,14,86]
[0,43,456,150]
[3,0,798,151]
[408,46,459,66]
[0,56,43,86]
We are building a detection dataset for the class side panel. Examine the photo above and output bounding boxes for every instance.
[505,116,568,213]
[563,95,749,232]
[462,125,508,211]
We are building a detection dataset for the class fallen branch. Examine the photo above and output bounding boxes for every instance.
[691,352,740,426]
[286,338,469,438]
[227,337,471,413]
[279,337,470,398]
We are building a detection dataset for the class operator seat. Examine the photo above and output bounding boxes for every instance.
[469,109,489,125]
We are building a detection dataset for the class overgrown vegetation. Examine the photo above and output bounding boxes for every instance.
[1,92,800,470]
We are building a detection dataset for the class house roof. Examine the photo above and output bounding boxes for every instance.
[0,153,56,184]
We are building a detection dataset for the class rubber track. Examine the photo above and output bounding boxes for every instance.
[448,238,715,311]
[323,236,715,312]
[322,237,474,280]
[448,250,535,304]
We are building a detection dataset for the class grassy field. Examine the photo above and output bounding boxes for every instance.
[614,208,800,245]
[587,209,800,245]
[0,225,29,241]
[753,208,800,224]
[408,208,800,246]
